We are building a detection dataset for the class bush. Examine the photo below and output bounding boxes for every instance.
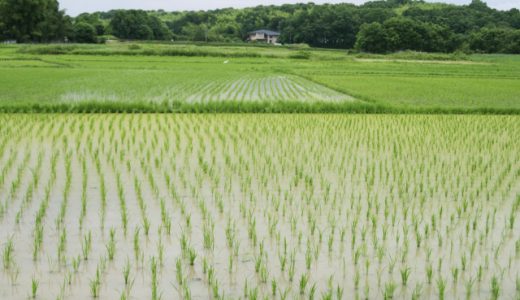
[289,51,312,59]
[128,44,142,50]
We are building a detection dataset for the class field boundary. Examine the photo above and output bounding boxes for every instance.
[1,101,519,114]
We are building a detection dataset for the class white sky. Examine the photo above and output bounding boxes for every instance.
[59,0,519,16]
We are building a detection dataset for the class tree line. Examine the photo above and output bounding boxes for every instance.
[1,0,519,54]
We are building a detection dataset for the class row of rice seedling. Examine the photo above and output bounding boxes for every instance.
[185,75,354,104]
[0,114,518,299]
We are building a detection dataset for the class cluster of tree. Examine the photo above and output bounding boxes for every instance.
[1,0,519,54]
[0,0,70,42]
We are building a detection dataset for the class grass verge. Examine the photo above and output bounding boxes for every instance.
[0,101,519,114]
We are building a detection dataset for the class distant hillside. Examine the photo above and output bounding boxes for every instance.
[1,0,519,53]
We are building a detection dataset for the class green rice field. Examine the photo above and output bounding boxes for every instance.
[0,42,519,300]
[0,114,519,300]
[0,44,519,113]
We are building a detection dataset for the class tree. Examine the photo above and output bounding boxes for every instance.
[470,27,520,53]
[75,13,105,35]
[109,10,171,40]
[182,23,208,41]
[384,17,423,51]
[73,22,96,43]
[148,15,172,40]
[0,0,67,42]
[355,22,390,53]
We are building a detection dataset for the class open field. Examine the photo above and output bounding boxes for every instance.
[0,114,519,299]
[0,44,519,113]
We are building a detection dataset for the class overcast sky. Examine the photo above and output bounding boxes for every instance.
[59,0,519,16]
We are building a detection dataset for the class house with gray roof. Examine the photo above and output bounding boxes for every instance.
[248,29,281,45]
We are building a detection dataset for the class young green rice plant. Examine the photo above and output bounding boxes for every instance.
[72,255,81,273]
[300,274,309,295]
[491,276,500,300]
[133,228,140,261]
[437,277,446,300]
[412,284,422,300]
[336,285,344,299]
[279,251,287,272]
[32,224,43,261]
[82,231,92,261]
[288,252,296,282]
[477,265,483,282]
[2,237,14,270]
[451,267,459,283]
[106,228,116,261]
[354,269,360,290]
[91,263,103,295]
[150,257,159,300]
[123,258,132,287]
[182,282,192,300]
[516,276,519,298]
[31,277,39,299]
[202,223,215,250]
[271,279,277,296]
[157,238,164,267]
[90,277,100,298]
[188,247,197,266]
[426,264,434,284]
[143,217,151,236]
[175,258,183,286]
[57,228,67,263]
[464,277,475,300]
[259,263,268,283]
[305,246,313,270]
[307,283,316,300]
[383,281,396,300]
[400,267,411,286]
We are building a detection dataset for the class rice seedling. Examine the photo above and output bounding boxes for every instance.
[31,277,39,299]
[150,257,160,300]
[437,277,446,300]
[464,277,475,300]
[81,231,92,261]
[491,276,500,300]
[187,247,197,266]
[106,228,116,261]
[400,267,411,286]
[2,237,14,270]
[299,273,309,295]
[383,281,396,300]
[90,277,100,298]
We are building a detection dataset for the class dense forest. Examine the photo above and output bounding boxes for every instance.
[1,0,519,53]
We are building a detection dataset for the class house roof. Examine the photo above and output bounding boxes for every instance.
[249,29,281,36]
